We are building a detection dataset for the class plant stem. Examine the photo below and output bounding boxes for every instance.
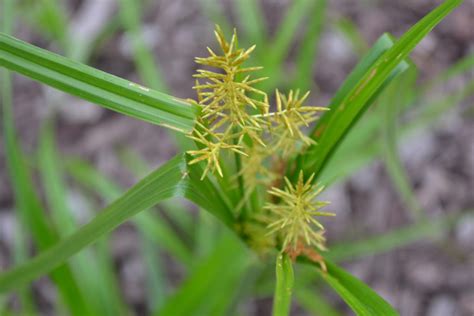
[233,127,248,218]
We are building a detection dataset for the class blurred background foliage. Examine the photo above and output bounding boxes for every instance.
[0,0,473,315]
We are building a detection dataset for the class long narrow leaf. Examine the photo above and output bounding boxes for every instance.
[118,148,194,233]
[43,161,169,316]
[298,259,399,315]
[422,52,474,91]
[272,252,294,316]
[1,1,36,314]
[318,77,474,186]
[118,0,166,91]
[269,0,313,67]
[292,212,466,313]
[301,0,462,180]
[38,122,127,316]
[195,210,219,259]
[295,287,340,316]
[1,17,88,316]
[300,34,406,179]
[380,75,424,219]
[0,154,235,293]
[335,17,368,57]
[262,0,313,89]
[66,158,193,266]
[0,33,199,131]
[27,0,70,53]
[327,212,463,262]
[292,0,327,91]
[235,0,266,45]
[156,234,250,316]
[320,260,399,316]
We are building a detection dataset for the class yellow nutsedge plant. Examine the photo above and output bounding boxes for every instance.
[186,26,334,265]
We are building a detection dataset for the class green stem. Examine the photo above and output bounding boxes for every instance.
[233,127,248,219]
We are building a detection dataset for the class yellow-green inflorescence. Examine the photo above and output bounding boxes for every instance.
[186,26,334,259]
[265,171,335,251]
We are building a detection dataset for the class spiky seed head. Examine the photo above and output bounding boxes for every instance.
[270,90,328,158]
[264,171,335,251]
[186,25,269,179]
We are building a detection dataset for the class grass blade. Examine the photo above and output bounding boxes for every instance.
[327,212,463,262]
[320,261,399,316]
[300,34,405,179]
[335,17,368,57]
[118,0,167,91]
[0,154,235,292]
[25,0,70,53]
[318,76,474,186]
[422,52,474,91]
[296,258,399,314]
[38,121,77,235]
[134,213,193,266]
[156,233,250,316]
[1,1,36,313]
[140,237,167,313]
[67,156,198,266]
[235,0,267,46]
[65,155,163,313]
[10,223,37,315]
[2,68,88,315]
[292,0,327,91]
[1,5,88,315]
[272,252,294,316]
[261,0,313,89]
[380,75,424,219]
[38,122,127,316]
[117,148,194,233]
[301,0,462,180]
[66,156,196,267]
[195,210,219,259]
[292,212,466,313]
[269,0,313,67]
[0,33,199,132]
[295,287,340,316]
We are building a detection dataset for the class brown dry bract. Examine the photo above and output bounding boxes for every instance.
[285,239,327,272]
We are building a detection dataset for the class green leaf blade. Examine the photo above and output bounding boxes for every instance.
[156,234,250,316]
[272,253,294,316]
[66,157,194,267]
[1,30,89,316]
[0,154,235,293]
[0,33,199,132]
[300,0,463,180]
[327,213,461,262]
[300,33,408,180]
[118,0,167,91]
[322,261,399,316]
[292,0,327,91]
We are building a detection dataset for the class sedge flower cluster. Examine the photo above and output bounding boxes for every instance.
[264,171,335,251]
[187,26,268,179]
[186,26,334,257]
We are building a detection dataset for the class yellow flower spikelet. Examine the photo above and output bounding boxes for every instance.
[264,171,335,251]
[186,26,268,179]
